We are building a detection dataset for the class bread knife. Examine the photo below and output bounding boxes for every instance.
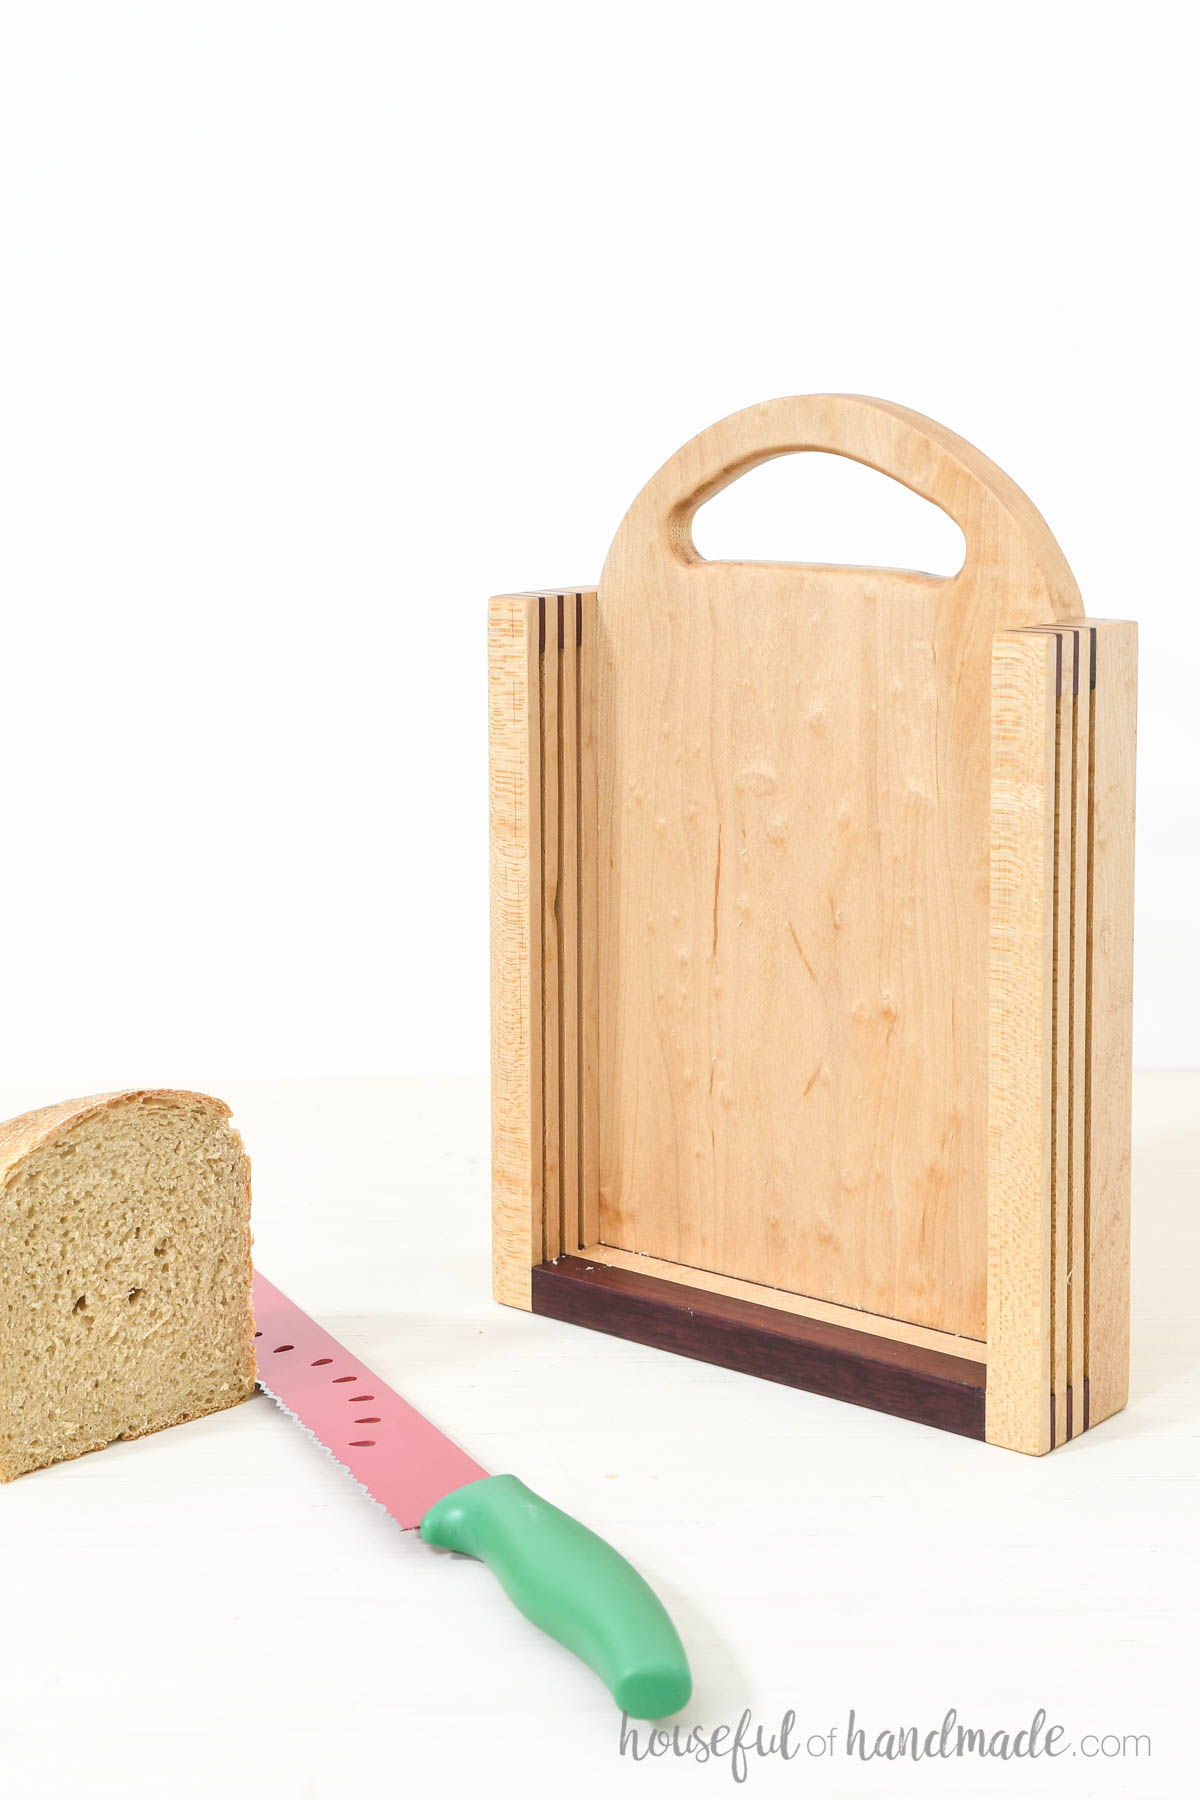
[251,1271,692,1717]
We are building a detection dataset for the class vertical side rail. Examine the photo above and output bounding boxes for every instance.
[1084,621,1138,1428]
[987,631,1058,1454]
[490,589,599,1305]
[489,594,544,1308]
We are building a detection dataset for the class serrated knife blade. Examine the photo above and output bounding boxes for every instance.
[250,1270,692,1719]
[253,1269,487,1524]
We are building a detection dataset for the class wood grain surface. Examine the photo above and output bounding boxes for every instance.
[488,402,1135,1457]
[488,593,544,1307]
[594,397,1080,1339]
[1082,620,1138,1428]
[985,631,1057,1453]
[574,1239,987,1361]
[489,590,597,1303]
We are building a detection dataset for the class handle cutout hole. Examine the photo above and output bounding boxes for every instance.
[690,452,966,576]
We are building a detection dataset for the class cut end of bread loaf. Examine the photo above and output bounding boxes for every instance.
[0,1090,255,1481]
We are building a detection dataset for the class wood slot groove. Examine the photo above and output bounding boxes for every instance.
[556,597,564,1258]
[578,1240,987,1360]
[578,590,601,1251]
[1050,658,1066,1449]
[534,594,590,1263]
[1068,630,1090,1434]
[575,594,585,1253]
[1083,631,1097,1407]
[1066,631,1076,1435]
[539,597,553,1262]
[559,595,580,1259]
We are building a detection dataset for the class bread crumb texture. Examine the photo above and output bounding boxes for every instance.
[0,1090,255,1481]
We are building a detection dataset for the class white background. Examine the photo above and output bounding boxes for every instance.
[0,0,1195,1086]
[1,12,1197,1800]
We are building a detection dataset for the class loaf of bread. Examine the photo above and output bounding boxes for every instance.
[0,1089,255,1481]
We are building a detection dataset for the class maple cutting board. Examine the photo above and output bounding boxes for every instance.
[488,396,1136,1455]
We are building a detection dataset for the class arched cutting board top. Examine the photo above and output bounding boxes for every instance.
[593,395,1081,1340]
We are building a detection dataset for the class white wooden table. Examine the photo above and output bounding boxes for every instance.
[1,1075,1195,1799]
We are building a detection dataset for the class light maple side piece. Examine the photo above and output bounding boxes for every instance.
[490,590,598,1305]
[489,593,543,1308]
[986,632,1057,1455]
[1082,619,1138,1427]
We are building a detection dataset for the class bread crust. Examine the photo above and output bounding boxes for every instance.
[0,1089,233,1188]
[0,1089,256,1481]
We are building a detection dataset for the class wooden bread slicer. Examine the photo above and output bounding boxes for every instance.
[488,396,1136,1455]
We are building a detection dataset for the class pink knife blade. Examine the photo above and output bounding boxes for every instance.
[251,1269,488,1527]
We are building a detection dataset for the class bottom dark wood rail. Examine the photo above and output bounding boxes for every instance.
[532,1256,987,1440]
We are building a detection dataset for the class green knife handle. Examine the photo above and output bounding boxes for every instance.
[420,1473,692,1717]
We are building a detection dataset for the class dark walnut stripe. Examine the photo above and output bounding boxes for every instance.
[532,1256,987,1440]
